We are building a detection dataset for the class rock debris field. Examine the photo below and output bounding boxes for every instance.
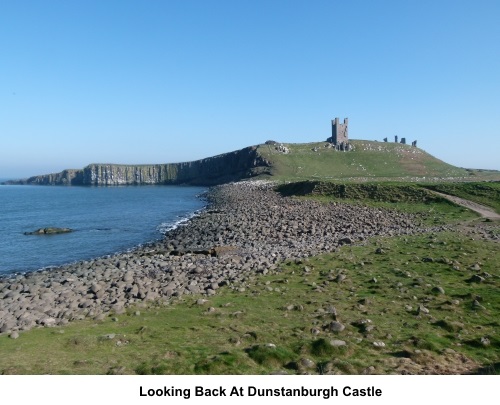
[0,181,443,335]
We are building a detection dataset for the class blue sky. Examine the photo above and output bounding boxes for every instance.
[1,0,499,178]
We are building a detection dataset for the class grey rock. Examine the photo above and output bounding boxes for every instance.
[24,227,73,235]
[362,366,376,374]
[469,275,485,283]
[472,300,485,310]
[432,286,445,294]
[480,337,490,347]
[328,321,345,333]
[40,317,57,327]
[299,358,315,369]
[418,305,430,314]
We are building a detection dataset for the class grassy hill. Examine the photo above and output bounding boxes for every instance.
[256,140,484,182]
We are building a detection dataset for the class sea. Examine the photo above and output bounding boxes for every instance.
[0,181,206,276]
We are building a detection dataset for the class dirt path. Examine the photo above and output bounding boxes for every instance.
[431,191,500,219]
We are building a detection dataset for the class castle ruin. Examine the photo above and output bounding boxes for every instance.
[327,117,351,151]
[384,135,417,147]
[325,117,417,149]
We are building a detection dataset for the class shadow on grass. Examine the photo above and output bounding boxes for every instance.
[472,362,500,375]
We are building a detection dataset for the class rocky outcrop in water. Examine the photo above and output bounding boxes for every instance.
[6,146,271,186]
[24,228,73,235]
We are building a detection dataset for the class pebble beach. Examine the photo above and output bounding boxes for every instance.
[0,181,441,335]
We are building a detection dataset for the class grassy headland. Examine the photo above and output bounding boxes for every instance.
[1,140,499,374]
[257,141,472,182]
[6,139,500,186]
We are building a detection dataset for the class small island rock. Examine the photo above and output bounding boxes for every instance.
[24,227,73,235]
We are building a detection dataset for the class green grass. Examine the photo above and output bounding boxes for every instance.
[276,181,480,225]
[423,182,500,214]
[257,140,472,182]
[1,229,498,375]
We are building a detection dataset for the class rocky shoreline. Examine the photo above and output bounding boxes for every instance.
[0,181,443,336]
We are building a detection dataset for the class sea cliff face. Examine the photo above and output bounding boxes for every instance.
[9,146,271,186]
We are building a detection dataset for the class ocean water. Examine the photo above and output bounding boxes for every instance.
[0,184,206,275]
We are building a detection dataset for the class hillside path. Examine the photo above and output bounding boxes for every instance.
[430,191,500,219]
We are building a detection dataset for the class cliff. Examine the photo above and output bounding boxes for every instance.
[5,140,489,187]
[7,146,271,186]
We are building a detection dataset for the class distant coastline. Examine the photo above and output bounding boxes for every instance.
[3,146,271,187]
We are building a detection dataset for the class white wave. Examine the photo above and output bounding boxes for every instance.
[157,209,203,234]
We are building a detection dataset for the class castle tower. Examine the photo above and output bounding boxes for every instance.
[329,117,348,145]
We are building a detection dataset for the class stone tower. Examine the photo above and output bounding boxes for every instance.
[330,117,348,145]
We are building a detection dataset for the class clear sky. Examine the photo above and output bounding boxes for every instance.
[1,0,499,178]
